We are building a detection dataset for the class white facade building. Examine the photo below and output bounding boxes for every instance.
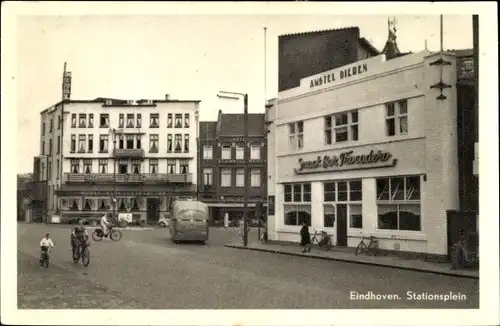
[38,95,200,223]
[267,51,459,257]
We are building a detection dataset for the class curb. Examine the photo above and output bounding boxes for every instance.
[224,244,479,279]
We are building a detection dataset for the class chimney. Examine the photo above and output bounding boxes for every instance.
[165,94,170,100]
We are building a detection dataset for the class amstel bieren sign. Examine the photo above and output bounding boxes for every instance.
[294,149,398,174]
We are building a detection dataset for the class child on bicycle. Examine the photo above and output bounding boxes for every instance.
[300,222,311,253]
[40,232,54,263]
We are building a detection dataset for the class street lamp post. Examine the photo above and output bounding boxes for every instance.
[217,91,249,247]
[108,128,123,221]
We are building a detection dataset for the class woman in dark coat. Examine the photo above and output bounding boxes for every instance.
[300,222,311,253]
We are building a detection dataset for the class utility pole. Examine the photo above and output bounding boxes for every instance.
[217,91,249,247]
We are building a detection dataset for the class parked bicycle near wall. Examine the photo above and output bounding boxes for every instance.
[355,235,379,256]
[310,228,333,251]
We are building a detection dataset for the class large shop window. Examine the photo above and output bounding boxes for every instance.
[376,176,421,231]
[323,180,362,229]
[283,183,311,226]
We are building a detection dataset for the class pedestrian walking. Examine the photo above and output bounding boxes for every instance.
[300,222,311,253]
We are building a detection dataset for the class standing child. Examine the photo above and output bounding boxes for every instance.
[40,233,54,263]
[300,222,311,253]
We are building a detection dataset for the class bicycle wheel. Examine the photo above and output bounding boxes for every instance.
[44,256,49,268]
[92,230,103,242]
[82,247,90,267]
[110,230,122,241]
[355,242,365,256]
[323,240,333,251]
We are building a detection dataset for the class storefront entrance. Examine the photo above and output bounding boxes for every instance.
[147,198,160,224]
[336,204,348,247]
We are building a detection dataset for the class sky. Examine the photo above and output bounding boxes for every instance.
[14,12,473,174]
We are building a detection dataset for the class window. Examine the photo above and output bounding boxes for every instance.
[236,168,245,187]
[49,119,53,132]
[118,135,124,149]
[184,134,189,152]
[41,141,45,155]
[126,135,134,149]
[131,159,141,174]
[49,139,53,154]
[324,110,358,144]
[56,136,60,154]
[136,114,142,128]
[174,134,182,153]
[323,180,363,228]
[167,114,173,128]
[174,114,182,128]
[118,114,124,128]
[179,159,189,174]
[149,134,159,153]
[100,114,109,128]
[118,159,128,174]
[70,134,76,153]
[78,135,86,152]
[136,135,141,149]
[386,100,408,136]
[284,205,311,226]
[463,59,473,72]
[56,159,60,178]
[99,135,109,152]
[250,144,261,160]
[376,176,421,231]
[79,114,86,128]
[42,122,46,135]
[149,159,158,174]
[203,145,213,159]
[57,115,61,129]
[71,159,80,173]
[126,114,134,128]
[71,114,76,128]
[88,134,93,152]
[150,114,159,128]
[288,121,304,150]
[167,159,176,174]
[283,183,311,203]
[99,159,108,173]
[83,159,92,174]
[251,169,261,187]
[221,145,231,160]
[203,168,213,185]
[221,168,231,187]
[88,114,94,128]
[167,134,173,153]
[184,114,190,128]
[47,161,52,180]
[235,145,244,160]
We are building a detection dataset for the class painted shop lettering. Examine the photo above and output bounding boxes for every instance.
[296,150,395,173]
[310,63,368,88]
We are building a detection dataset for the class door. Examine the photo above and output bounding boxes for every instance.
[147,198,160,224]
[336,204,348,247]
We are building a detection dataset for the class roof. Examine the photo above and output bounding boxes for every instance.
[217,112,266,137]
[448,49,473,58]
[359,37,380,55]
[279,26,359,39]
[199,121,217,140]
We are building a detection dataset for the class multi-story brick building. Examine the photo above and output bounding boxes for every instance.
[36,94,200,224]
[198,110,267,224]
[266,50,459,258]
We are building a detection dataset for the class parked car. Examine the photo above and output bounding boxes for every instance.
[158,216,171,228]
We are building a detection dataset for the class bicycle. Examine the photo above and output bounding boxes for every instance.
[39,246,50,268]
[72,235,91,267]
[310,228,333,251]
[92,224,122,242]
[355,235,379,256]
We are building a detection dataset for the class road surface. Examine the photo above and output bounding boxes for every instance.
[17,223,479,309]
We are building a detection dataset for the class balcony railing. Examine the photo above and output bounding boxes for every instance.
[113,148,145,159]
[64,173,192,184]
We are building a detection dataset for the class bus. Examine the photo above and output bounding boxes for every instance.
[169,199,209,244]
